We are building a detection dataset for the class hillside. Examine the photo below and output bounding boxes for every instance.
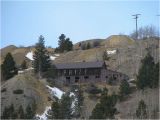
[55,36,159,79]
[0,46,55,66]
[1,71,50,114]
[116,88,159,119]
[1,35,159,80]
[103,35,135,47]
[1,35,159,119]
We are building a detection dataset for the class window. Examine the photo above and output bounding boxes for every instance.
[95,76,100,78]
[75,76,79,79]
[75,79,79,83]
[84,76,89,79]
[66,77,70,79]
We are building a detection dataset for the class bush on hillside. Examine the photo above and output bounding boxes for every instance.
[93,41,100,47]
[13,89,24,94]
[86,84,102,94]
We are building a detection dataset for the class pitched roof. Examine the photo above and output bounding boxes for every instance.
[54,61,105,69]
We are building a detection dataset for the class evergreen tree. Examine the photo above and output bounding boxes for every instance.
[18,105,25,119]
[56,34,73,52]
[49,93,73,119]
[136,100,148,119]
[50,101,60,119]
[119,79,130,99]
[1,104,17,119]
[21,60,27,70]
[65,38,73,51]
[33,35,51,75]
[25,105,34,119]
[101,87,108,96]
[9,104,17,119]
[151,62,159,88]
[136,52,155,89]
[86,42,91,49]
[77,88,84,108]
[74,88,84,117]
[1,53,17,80]
[103,51,110,61]
[90,88,117,119]
[58,34,66,52]
[90,103,105,119]
[1,106,10,119]
[60,93,72,119]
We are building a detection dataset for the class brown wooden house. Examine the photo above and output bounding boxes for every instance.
[54,61,128,85]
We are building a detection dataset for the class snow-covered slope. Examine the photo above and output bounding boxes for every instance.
[25,51,59,61]
[46,85,64,99]
[36,85,64,120]
[25,51,34,60]
[36,85,77,120]
[36,106,51,120]
[107,50,117,55]
[50,56,57,60]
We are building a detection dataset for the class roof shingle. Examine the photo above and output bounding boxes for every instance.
[54,61,104,69]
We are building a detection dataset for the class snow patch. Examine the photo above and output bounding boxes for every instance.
[128,78,135,82]
[25,51,59,61]
[46,85,64,99]
[50,56,57,60]
[107,50,117,55]
[25,67,34,71]
[25,51,34,61]
[18,70,24,74]
[36,106,51,120]
[54,54,60,57]
[37,85,78,119]
[70,92,77,114]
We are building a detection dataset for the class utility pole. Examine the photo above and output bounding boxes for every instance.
[132,14,141,39]
[157,15,160,37]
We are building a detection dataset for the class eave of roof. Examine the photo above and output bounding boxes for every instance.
[54,61,104,69]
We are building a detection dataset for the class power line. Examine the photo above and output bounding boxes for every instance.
[132,14,141,39]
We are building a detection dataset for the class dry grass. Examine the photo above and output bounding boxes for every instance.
[102,35,135,47]
[116,88,159,119]
[1,72,50,114]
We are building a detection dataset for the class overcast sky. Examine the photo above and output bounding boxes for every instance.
[1,0,159,48]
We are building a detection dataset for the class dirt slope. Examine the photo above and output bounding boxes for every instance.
[55,37,158,79]
[1,71,50,114]
[1,35,159,80]
[103,35,135,47]
[0,46,55,66]
[116,88,159,119]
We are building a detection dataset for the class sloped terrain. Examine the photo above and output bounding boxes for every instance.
[0,35,159,119]
[54,47,105,63]
[103,35,135,48]
[0,45,17,64]
[73,38,105,50]
[1,71,50,114]
[55,37,159,79]
[0,46,55,66]
[116,88,159,119]
[1,36,158,80]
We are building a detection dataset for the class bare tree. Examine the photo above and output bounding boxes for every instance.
[130,25,158,40]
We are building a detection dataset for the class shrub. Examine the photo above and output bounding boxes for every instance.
[86,84,102,94]
[13,89,24,94]
[93,41,100,47]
